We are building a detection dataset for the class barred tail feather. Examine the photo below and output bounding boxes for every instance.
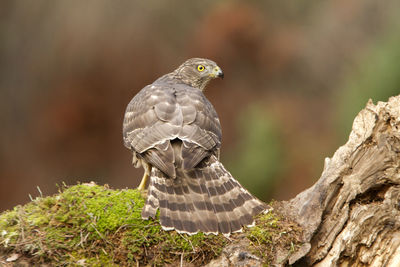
[141,155,267,235]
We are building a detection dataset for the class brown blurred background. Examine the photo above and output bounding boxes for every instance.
[1,0,400,211]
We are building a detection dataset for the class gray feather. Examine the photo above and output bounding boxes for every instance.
[124,58,265,235]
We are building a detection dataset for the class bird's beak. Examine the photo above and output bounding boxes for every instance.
[210,66,224,79]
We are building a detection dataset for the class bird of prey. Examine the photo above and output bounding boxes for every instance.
[123,58,266,235]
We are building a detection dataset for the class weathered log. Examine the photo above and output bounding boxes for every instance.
[207,95,400,266]
[284,95,400,266]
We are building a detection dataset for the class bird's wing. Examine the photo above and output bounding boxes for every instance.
[123,82,222,177]
[174,83,222,170]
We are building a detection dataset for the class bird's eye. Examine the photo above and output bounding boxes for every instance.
[197,65,205,72]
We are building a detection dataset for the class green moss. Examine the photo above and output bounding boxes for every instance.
[248,212,279,246]
[246,209,302,264]
[0,183,226,266]
[0,184,302,266]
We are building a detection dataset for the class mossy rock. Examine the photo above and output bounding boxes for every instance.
[0,183,302,266]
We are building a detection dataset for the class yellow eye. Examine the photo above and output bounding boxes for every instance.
[197,65,205,72]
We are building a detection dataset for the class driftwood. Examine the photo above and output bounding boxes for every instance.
[207,95,400,266]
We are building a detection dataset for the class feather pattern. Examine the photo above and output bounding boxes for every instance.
[123,58,266,235]
[141,154,266,235]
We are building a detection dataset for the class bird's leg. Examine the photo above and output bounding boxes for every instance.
[137,160,151,191]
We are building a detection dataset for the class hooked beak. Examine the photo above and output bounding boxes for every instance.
[210,66,224,79]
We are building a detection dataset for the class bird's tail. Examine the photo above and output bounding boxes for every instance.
[141,155,267,235]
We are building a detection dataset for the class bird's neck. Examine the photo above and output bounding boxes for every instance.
[157,72,209,91]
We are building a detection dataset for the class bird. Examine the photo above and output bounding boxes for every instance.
[123,58,267,235]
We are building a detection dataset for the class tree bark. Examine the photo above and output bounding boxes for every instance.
[284,95,400,266]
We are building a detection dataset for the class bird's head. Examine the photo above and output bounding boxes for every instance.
[173,58,224,90]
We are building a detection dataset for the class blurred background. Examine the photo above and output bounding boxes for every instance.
[1,0,400,211]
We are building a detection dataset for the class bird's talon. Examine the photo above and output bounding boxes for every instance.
[139,189,148,198]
